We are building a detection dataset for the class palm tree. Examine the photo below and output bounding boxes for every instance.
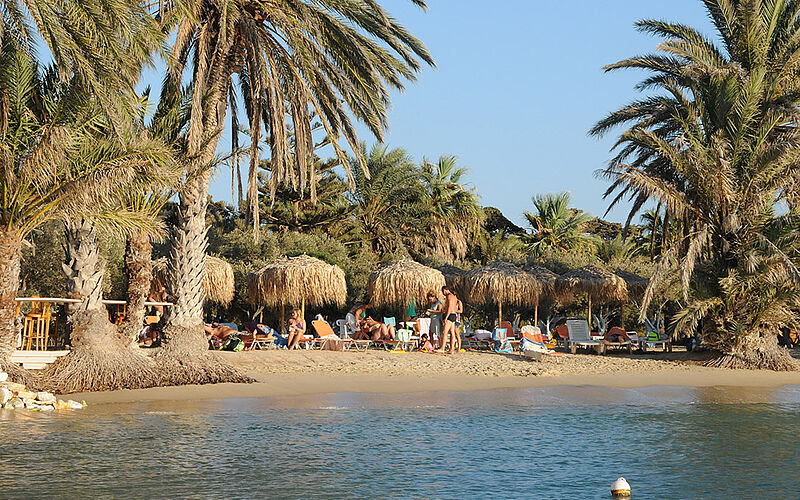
[2,0,161,130]
[640,209,662,260]
[523,192,594,257]
[596,235,638,265]
[156,0,433,380]
[419,156,483,262]
[0,47,172,384]
[591,0,800,369]
[349,143,424,256]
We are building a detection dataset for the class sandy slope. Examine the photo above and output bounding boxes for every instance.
[68,349,800,404]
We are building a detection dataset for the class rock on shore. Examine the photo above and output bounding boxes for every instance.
[0,372,85,412]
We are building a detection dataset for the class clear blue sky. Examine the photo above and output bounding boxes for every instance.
[198,1,714,226]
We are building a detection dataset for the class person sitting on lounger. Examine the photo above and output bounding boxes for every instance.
[287,309,307,349]
[604,326,632,345]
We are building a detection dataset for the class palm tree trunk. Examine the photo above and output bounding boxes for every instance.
[121,231,152,345]
[704,323,797,371]
[0,228,37,386]
[45,219,162,393]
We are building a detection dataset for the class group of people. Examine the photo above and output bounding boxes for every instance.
[346,285,464,354]
[196,285,466,353]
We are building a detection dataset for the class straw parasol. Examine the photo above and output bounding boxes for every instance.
[152,255,235,306]
[555,265,628,326]
[463,261,541,324]
[368,260,446,312]
[247,255,346,326]
[436,264,466,296]
[523,263,559,325]
[613,269,649,301]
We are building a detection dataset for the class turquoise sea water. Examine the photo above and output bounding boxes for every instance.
[1,385,799,499]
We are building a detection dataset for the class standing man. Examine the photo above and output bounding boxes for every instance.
[438,285,459,354]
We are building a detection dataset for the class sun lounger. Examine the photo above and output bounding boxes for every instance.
[603,326,633,353]
[565,319,604,354]
[641,330,672,352]
[246,325,279,350]
[311,320,345,351]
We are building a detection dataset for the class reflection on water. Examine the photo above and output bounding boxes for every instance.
[0,385,798,499]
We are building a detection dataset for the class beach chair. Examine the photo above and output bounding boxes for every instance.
[248,324,279,350]
[311,320,345,351]
[603,326,633,353]
[519,325,565,362]
[641,329,672,352]
[565,319,604,354]
[337,313,369,350]
[553,324,569,348]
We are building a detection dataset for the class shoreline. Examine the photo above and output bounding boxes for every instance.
[67,351,800,404]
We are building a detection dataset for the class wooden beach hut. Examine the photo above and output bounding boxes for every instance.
[247,255,347,328]
[463,261,541,325]
[523,263,559,326]
[555,265,628,327]
[368,260,446,320]
[152,255,235,306]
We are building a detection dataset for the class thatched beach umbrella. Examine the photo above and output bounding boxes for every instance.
[152,255,235,306]
[555,265,628,326]
[368,260,446,321]
[523,263,559,326]
[614,269,648,301]
[463,261,541,324]
[247,255,346,326]
[436,264,466,296]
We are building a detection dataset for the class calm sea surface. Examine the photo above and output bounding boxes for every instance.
[1,384,799,499]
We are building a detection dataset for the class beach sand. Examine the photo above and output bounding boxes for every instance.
[68,349,800,404]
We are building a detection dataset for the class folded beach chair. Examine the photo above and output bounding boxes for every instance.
[604,326,633,353]
[311,320,345,351]
[565,318,604,354]
[519,325,565,362]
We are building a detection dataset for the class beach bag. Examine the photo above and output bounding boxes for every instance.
[221,336,244,352]
[494,340,513,353]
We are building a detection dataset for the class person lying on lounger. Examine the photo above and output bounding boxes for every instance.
[358,316,395,341]
[204,322,238,349]
[604,326,632,345]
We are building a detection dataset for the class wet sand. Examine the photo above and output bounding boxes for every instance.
[67,350,800,404]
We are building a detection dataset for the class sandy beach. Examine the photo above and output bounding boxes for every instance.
[69,349,800,404]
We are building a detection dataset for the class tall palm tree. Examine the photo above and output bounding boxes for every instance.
[591,0,800,369]
[640,208,662,260]
[156,0,433,380]
[349,143,424,256]
[0,47,172,384]
[418,156,482,262]
[523,192,594,257]
[2,0,161,130]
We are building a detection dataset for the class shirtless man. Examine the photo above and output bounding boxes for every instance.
[437,286,459,353]
[204,322,236,348]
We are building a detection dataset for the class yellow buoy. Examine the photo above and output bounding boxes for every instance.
[610,477,631,497]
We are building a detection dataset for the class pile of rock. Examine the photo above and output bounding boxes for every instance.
[0,372,86,411]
